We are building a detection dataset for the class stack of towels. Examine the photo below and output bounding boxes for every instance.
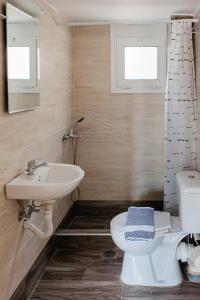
[125,206,155,241]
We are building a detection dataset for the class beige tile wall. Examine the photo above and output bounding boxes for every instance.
[0,1,74,299]
[73,25,165,201]
[194,13,200,168]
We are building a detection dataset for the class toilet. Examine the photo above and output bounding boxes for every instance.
[110,171,200,287]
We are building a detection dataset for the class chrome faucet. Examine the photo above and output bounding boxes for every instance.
[62,117,84,142]
[62,129,81,141]
[26,160,48,176]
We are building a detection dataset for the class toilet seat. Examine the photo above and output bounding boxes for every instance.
[111,210,171,236]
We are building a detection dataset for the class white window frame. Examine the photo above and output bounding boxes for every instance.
[111,24,167,93]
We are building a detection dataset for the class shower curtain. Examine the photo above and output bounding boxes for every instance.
[164,20,197,214]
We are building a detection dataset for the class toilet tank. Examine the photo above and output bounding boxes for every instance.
[176,171,200,233]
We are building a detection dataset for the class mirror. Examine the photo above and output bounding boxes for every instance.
[6,2,40,113]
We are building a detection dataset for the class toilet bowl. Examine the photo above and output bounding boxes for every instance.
[111,211,186,286]
[111,171,200,287]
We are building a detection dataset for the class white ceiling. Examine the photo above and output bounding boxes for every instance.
[46,0,200,24]
[7,4,37,24]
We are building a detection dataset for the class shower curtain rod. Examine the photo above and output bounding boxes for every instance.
[70,19,199,26]
[170,19,199,23]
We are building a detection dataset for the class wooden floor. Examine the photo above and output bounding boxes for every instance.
[30,235,200,300]
[16,201,200,299]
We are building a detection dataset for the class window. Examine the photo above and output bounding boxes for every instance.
[111,24,167,93]
[7,36,39,93]
[125,47,158,80]
[8,47,30,80]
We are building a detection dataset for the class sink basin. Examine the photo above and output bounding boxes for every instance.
[6,163,85,203]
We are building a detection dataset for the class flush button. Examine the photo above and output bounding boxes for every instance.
[188,175,195,179]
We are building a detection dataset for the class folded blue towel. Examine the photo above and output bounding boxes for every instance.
[125,207,155,241]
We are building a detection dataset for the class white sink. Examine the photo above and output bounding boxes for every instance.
[6,163,85,203]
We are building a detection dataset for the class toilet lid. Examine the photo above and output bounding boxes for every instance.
[111,210,171,233]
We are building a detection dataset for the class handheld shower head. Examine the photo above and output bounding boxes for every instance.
[73,117,85,130]
[76,117,84,123]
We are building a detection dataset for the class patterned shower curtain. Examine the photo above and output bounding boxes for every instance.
[164,20,197,215]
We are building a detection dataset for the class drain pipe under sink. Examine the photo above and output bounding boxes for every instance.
[24,203,54,239]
